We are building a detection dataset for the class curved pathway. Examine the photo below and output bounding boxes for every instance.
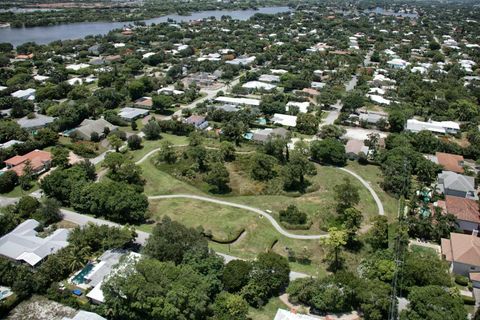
[338,167,385,216]
[148,194,327,240]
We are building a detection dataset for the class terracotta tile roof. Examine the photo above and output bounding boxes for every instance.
[441,233,480,266]
[4,150,52,176]
[470,272,480,282]
[436,152,464,173]
[445,196,480,223]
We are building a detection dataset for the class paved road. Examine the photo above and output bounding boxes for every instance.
[319,74,358,128]
[148,194,328,240]
[338,167,384,216]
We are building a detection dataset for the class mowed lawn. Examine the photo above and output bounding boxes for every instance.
[144,197,329,276]
[141,158,381,233]
[345,161,399,220]
[143,198,252,241]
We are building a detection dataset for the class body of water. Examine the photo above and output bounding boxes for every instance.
[0,6,291,47]
[365,7,418,18]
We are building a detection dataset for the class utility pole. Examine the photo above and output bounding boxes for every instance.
[388,159,409,320]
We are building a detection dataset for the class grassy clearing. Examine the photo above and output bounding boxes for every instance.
[128,133,189,163]
[248,297,286,320]
[2,183,39,198]
[145,197,329,276]
[143,198,251,239]
[345,161,399,220]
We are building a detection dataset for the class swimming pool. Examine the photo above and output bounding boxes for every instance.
[72,263,94,285]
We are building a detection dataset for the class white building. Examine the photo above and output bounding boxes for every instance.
[406,119,460,135]
[286,101,310,113]
[271,113,297,127]
[225,56,256,66]
[274,309,319,320]
[11,88,36,100]
[215,96,260,107]
[0,219,69,267]
[387,58,409,69]
[242,81,277,91]
[66,63,90,71]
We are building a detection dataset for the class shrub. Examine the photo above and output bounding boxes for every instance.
[463,295,475,305]
[455,275,469,286]
[279,205,307,225]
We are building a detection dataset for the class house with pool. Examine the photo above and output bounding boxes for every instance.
[69,250,141,304]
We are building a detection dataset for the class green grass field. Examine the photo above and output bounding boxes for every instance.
[345,161,399,220]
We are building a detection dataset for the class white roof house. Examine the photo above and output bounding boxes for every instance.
[215,96,260,106]
[11,88,36,100]
[272,113,297,127]
[274,309,318,320]
[286,101,309,113]
[366,94,392,105]
[85,251,141,304]
[242,81,277,91]
[0,140,24,150]
[62,311,106,320]
[118,107,149,121]
[225,56,256,66]
[67,77,83,86]
[406,119,460,134]
[0,219,69,267]
[33,75,50,82]
[66,63,90,71]
[259,74,280,83]
[387,58,409,69]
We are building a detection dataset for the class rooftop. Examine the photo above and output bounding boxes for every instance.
[442,233,480,266]
[445,196,480,224]
[0,219,69,266]
[436,152,464,173]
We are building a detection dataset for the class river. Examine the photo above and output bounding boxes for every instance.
[0,6,291,47]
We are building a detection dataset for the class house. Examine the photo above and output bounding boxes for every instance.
[252,127,289,143]
[271,114,297,127]
[215,96,261,107]
[302,88,320,97]
[88,44,100,55]
[0,140,24,150]
[242,81,276,91]
[118,107,149,122]
[73,118,118,140]
[185,115,208,129]
[273,309,321,320]
[63,311,106,320]
[435,152,464,173]
[346,139,369,159]
[66,63,90,71]
[366,94,392,105]
[225,56,255,66]
[16,113,55,131]
[11,88,36,100]
[214,104,239,113]
[259,74,280,83]
[358,112,387,125]
[4,149,52,176]
[157,88,184,96]
[133,96,153,109]
[442,196,480,233]
[406,119,460,135]
[286,101,309,113]
[437,171,478,200]
[387,58,409,69]
[441,233,480,278]
[0,219,69,267]
[83,250,141,304]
